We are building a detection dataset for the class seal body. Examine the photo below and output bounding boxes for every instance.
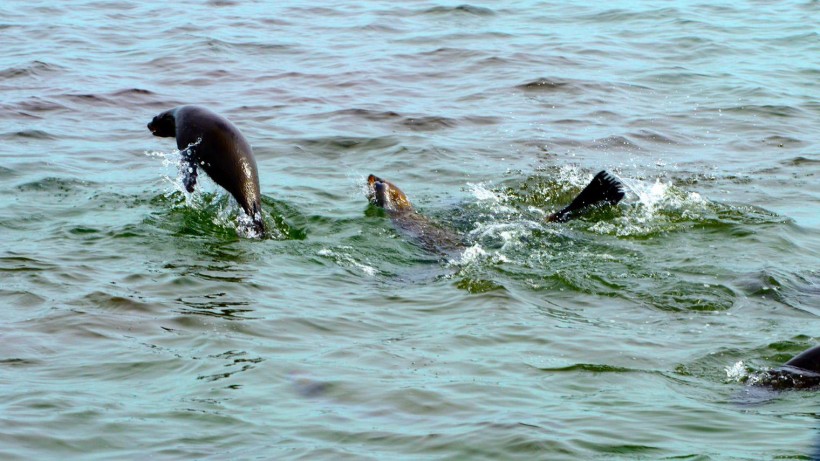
[148,105,264,235]
[367,174,464,255]
[756,344,820,390]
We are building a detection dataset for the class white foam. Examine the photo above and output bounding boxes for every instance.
[724,360,749,383]
[318,247,378,276]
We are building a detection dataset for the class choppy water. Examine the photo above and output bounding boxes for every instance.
[2,1,819,459]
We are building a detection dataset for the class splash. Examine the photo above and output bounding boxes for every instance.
[318,247,378,276]
[589,176,710,237]
[144,148,200,206]
[725,360,751,383]
[145,147,269,238]
[466,182,516,214]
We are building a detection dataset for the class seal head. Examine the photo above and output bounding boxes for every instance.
[366,174,464,255]
[367,174,412,213]
[147,110,176,138]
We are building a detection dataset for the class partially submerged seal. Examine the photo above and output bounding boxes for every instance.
[760,344,820,390]
[366,170,625,254]
[367,174,464,255]
[147,105,264,235]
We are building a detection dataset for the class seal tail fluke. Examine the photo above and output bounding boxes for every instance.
[548,170,625,222]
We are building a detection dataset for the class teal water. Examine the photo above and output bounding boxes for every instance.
[1,1,819,459]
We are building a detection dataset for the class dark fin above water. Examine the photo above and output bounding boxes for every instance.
[548,170,625,222]
[784,344,820,373]
[756,344,820,390]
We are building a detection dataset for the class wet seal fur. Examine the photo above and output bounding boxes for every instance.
[147,105,264,235]
[367,174,463,255]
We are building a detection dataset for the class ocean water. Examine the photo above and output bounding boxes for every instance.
[1,1,819,459]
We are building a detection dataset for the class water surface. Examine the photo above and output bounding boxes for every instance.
[1,1,819,459]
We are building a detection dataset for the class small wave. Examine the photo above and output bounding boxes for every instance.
[763,135,805,149]
[517,78,577,93]
[588,135,644,151]
[580,7,681,23]
[61,93,117,107]
[0,166,16,178]
[423,4,495,16]
[784,155,816,166]
[1,129,56,140]
[12,97,69,114]
[516,77,638,97]
[629,129,681,145]
[400,115,457,131]
[0,60,64,79]
[110,88,162,106]
[328,108,401,121]
[722,104,806,118]
[73,290,154,313]
[327,108,474,131]
[537,363,638,373]
[15,176,90,193]
[296,136,399,151]
[737,270,820,315]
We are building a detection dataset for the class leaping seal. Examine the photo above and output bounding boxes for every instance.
[147,105,264,235]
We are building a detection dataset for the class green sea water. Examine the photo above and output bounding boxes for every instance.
[1,1,818,459]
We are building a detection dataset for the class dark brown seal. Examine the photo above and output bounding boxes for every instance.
[147,105,264,235]
[367,174,464,255]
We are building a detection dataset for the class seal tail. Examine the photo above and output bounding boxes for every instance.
[548,171,625,222]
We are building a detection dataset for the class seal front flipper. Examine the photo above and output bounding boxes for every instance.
[548,170,625,222]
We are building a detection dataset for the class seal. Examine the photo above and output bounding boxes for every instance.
[366,171,625,254]
[147,105,264,235]
[762,344,820,389]
[367,174,464,255]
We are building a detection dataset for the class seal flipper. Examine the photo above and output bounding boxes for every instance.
[783,344,820,373]
[181,147,198,193]
[250,201,265,236]
[548,170,625,222]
